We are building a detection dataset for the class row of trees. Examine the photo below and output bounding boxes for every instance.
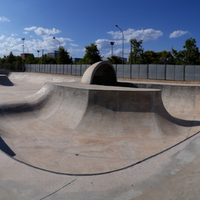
[78,37,200,65]
[0,38,200,70]
[128,38,200,65]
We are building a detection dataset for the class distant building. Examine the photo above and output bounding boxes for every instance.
[21,53,33,59]
[119,57,127,63]
[47,50,58,58]
[72,58,81,63]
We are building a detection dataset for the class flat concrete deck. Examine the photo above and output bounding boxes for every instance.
[0,72,200,199]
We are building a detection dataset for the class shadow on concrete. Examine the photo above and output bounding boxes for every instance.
[87,90,200,128]
[0,71,14,86]
[0,137,15,157]
[0,70,10,76]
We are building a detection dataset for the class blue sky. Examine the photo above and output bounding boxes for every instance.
[0,0,199,60]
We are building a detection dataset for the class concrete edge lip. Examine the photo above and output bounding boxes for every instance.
[53,81,161,92]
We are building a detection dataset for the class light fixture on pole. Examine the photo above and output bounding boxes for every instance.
[22,38,25,71]
[53,37,60,49]
[110,41,115,57]
[37,50,40,57]
[22,38,25,54]
[115,25,124,64]
[6,49,10,54]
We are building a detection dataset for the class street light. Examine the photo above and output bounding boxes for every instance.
[6,49,10,54]
[37,50,40,57]
[53,37,60,49]
[22,38,25,71]
[115,25,124,64]
[22,38,25,54]
[110,41,115,57]
[23,46,29,53]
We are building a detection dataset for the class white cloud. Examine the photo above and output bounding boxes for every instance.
[108,28,163,42]
[95,39,110,51]
[169,30,189,38]
[11,33,18,37]
[0,26,76,57]
[0,17,10,22]
[68,47,84,54]
[23,32,28,35]
[102,48,130,59]
[70,43,78,47]
[0,35,5,40]
[95,28,163,58]
[95,39,121,51]
[34,27,61,36]
[24,26,37,31]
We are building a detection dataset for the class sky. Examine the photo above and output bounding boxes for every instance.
[0,0,199,60]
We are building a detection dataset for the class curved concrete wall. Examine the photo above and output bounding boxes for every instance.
[81,61,117,85]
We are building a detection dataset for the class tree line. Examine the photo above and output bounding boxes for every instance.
[0,37,200,71]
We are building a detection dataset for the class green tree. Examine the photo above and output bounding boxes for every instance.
[13,56,23,70]
[171,48,184,65]
[172,38,199,65]
[107,56,122,64]
[78,43,102,64]
[24,54,36,64]
[57,46,72,64]
[6,52,15,64]
[0,57,6,65]
[38,54,57,64]
[183,38,199,65]
[140,50,159,64]
[128,39,143,64]
[157,50,174,64]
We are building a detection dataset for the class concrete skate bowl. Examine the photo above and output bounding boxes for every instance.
[0,61,200,176]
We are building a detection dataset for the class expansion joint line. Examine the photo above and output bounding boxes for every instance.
[39,179,77,200]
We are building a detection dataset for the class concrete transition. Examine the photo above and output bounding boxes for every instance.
[0,61,200,199]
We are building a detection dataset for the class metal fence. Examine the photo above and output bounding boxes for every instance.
[24,64,200,81]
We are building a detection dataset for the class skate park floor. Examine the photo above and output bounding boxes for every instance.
[0,71,200,199]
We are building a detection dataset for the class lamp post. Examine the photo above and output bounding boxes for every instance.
[22,38,25,71]
[22,38,25,54]
[115,25,124,64]
[37,50,40,57]
[53,37,60,49]
[23,46,29,53]
[6,49,10,54]
[110,41,115,57]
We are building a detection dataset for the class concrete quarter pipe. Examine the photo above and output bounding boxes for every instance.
[0,62,200,199]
